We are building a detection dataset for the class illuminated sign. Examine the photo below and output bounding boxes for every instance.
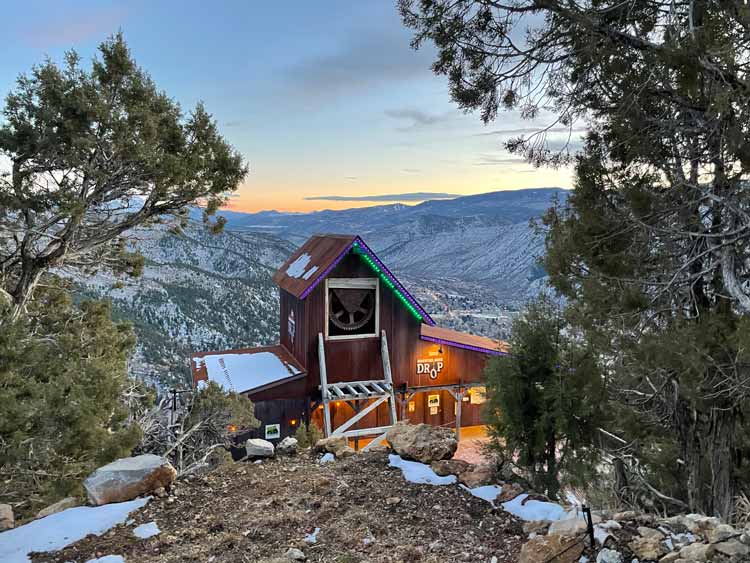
[427,394,440,408]
[417,357,444,380]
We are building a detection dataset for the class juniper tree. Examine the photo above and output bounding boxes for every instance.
[0,33,247,319]
[401,1,750,516]
[484,296,605,499]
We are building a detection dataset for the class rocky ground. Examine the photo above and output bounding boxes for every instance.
[29,451,526,563]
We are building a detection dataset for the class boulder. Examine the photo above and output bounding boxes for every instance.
[548,517,587,538]
[714,539,750,559]
[629,536,667,561]
[431,459,471,477]
[36,496,78,519]
[678,542,713,561]
[596,548,623,563]
[0,503,14,531]
[314,436,352,458]
[385,422,457,464]
[638,526,665,540]
[458,464,496,488]
[83,454,176,506]
[277,437,299,456]
[708,523,736,544]
[523,520,551,535]
[519,535,583,563]
[284,547,306,561]
[682,513,720,537]
[246,438,275,458]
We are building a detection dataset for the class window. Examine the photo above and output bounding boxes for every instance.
[325,278,379,339]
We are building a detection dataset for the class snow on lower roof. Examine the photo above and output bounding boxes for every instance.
[192,345,304,394]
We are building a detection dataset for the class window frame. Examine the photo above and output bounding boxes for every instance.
[324,277,380,341]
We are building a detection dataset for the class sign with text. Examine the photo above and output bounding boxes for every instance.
[417,356,444,380]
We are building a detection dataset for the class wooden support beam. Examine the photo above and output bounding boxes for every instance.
[362,431,389,451]
[318,333,332,437]
[340,425,394,438]
[333,395,389,436]
[381,330,399,426]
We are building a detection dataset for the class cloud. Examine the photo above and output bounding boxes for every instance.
[22,6,128,48]
[474,154,526,166]
[344,176,358,181]
[279,27,434,104]
[305,192,459,202]
[401,168,422,174]
[474,126,588,137]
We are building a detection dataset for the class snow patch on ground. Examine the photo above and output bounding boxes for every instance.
[461,484,503,505]
[304,527,321,544]
[388,455,457,486]
[319,453,335,464]
[0,498,149,563]
[85,556,126,563]
[501,493,567,521]
[133,521,160,539]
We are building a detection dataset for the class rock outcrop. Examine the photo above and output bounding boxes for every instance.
[385,422,457,464]
[83,454,177,506]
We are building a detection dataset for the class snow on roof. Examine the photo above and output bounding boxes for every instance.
[191,345,305,394]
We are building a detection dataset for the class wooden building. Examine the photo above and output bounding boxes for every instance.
[191,234,508,446]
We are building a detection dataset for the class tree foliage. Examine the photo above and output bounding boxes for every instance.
[0,33,247,316]
[401,1,750,517]
[0,285,140,517]
[484,296,606,499]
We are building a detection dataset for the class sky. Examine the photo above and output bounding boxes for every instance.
[0,1,575,213]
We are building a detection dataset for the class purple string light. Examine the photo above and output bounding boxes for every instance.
[420,335,507,356]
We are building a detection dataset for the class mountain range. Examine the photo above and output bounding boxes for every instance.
[72,187,566,388]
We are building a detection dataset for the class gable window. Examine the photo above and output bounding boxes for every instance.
[325,278,379,339]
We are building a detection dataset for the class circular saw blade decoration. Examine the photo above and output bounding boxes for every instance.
[329,288,375,331]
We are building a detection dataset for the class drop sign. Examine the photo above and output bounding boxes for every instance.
[416,357,444,380]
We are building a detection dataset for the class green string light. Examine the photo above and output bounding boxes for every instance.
[353,249,423,322]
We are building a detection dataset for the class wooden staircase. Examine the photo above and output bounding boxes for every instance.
[318,330,398,450]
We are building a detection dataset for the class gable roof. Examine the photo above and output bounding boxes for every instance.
[420,324,509,356]
[191,344,306,395]
[273,234,435,325]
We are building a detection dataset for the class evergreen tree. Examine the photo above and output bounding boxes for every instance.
[401,0,750,518]
[0,284,140,516]
[484,296,605,499]
[0,33,247,318]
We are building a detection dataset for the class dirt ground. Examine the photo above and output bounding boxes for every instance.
[31,450,524,563]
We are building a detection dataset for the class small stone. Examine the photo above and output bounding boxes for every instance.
[458,464,496,488]
[0,504,14,531]
[497,482,524,503]
[659,553,680,563]
[386,496,402,506]
[613,510,638,521]
[153,487,167,498]
[431,459,471,477]
[596,548,623,563]
[519,535,583,563]
[285,547,306,561]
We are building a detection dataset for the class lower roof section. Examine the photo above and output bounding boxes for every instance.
[420,324,509,356]
[191,344,306,395]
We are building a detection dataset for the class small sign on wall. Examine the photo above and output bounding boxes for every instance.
[427,394,440,408]
[470,387,487,405]
[429,406,439,416]
[265,423,280,440]
[408,401,416,413]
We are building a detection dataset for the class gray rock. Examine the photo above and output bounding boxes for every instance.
[629,536,667,561]
[83,454,176,506]
[284,547,306,561]
[659,553,681,563]
[385,421,457,464]
[678,542,713,561]
[596,548,623,563]
[714,539,750,558]
[313,436,353,458]
[36,497,78,519]
[548,517,587,537]
[707,523,736,544]
[276,436,298,456]
[0,504,14,530]
[245,438,275,458]
[638,526,665,540]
